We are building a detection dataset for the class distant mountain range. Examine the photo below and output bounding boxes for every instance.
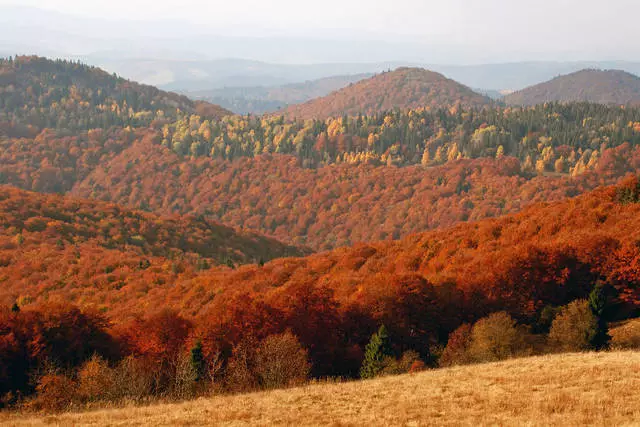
[4,4,640,98]
[88,58,640,95]
[186,73,373,115]
[505,69,640,106]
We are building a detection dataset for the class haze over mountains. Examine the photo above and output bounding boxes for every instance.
[187,73,373,115]
[4,4,640,98]
[109,58,640,96]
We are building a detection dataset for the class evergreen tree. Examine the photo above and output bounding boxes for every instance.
[190,340,206,382]
[588,282,611,350]
[360,324,393,379]
[11,302,20,313]
[535,305,559,334]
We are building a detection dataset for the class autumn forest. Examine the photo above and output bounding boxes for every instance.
[0,55,639,413]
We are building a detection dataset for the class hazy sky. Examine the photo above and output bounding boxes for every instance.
[1,0,636,38]
[1,0,639,62]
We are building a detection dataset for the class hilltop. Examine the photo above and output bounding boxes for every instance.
[5,351,639,426]
[281,67,491,119]
[505,69,640,106]
[0,55,231,136]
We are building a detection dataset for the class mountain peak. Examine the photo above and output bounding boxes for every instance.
[281,67,491,120]
[505,68,640,106]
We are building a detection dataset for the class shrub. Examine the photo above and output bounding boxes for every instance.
[225,338,259,393]
[468,312,530,362]
[610,318,640,349]
[548,299,598,352]
[255,332,311,389]
[31,373,76,412]
[439,323,473,367]
[110,356,154,400]
[170,352,198,400]
[78,354,114,402]
[381,350,424,375]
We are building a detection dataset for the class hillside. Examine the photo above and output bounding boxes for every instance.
[0,56,231,136]
[70,137,640,250]
[5,352,639,425]
[3,177,639,347]
[505,69,640,106]
[3,80,640,250]
[190,73,372,114]
[0,185,305,312]
[281,67,491,119]
[2,179,640,408]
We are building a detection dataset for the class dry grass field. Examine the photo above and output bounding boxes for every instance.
[2,351,639,426]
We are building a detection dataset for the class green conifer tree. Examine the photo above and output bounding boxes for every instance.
[360,324,393,379]
[588,282,611,350]
[190,340,206,382]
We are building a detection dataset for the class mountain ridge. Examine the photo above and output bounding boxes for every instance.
[505,69,640,106]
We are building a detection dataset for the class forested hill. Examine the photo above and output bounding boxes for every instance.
[0,184,305,271]
[2,177,638,356]
[4,101,640,250]
[4,57,640,252]
[281,67,492,120]
[505,69,640,106]
[0,56,232,136]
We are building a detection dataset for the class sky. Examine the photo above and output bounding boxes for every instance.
[0,0,639,63]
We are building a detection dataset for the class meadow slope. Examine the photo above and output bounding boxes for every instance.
[4,351,639,426]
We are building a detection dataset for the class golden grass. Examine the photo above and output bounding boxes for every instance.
[2,351,639,426]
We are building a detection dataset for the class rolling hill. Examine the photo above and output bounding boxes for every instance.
[2,174,640,411]
[3,102,640,252]
[4,351,639,425]
[70,137,640,251]
[4,60,640,253]
[0,55,231,136]
[5,176,640,328]
[504,69,640,106]
[0,185,305,313]
[281,67,492,119]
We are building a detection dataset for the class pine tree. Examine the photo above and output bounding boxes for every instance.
[360,325,393,379]
[588,282,611,350]
[190,340,206,382]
